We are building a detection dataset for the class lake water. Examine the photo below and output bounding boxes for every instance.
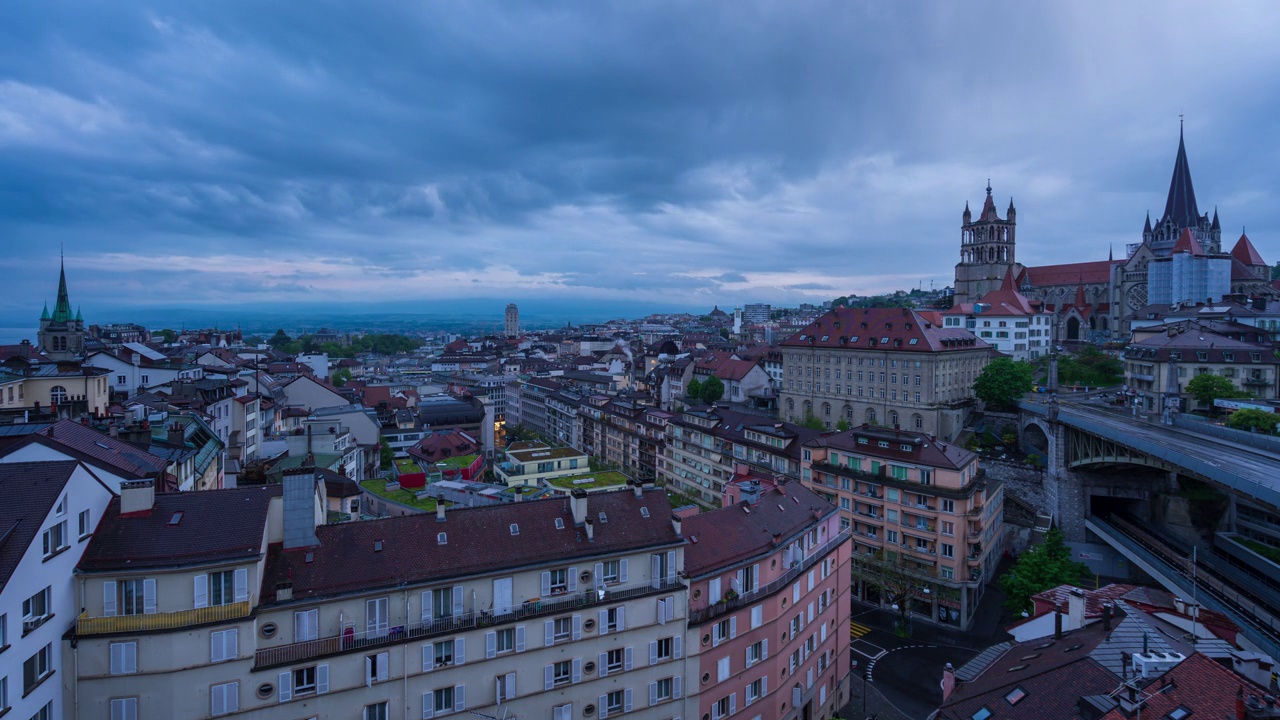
[0,328,35,345]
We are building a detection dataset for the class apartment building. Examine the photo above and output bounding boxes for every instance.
[69,475,692,720]
[941,269,1053,361]
[0,461,115,720]
[778,307,990,441]
[659,406,824,508]
[495,443,589,487]
[683,480,852,720]
[1124,319,1277,413]
[801,424,1004,630]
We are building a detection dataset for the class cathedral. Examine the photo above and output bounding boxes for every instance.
[37,256,86,361]
[953,128,1274,342]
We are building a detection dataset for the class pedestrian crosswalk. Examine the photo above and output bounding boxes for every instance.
[849,621,872,640]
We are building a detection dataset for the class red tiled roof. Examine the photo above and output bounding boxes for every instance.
[1019,260,1117,287]
[1232,232,1266,266]
[408,429,480,463]
[1099,652,1266,720]
[262,487,682,602]
[78,485,281,572]
[807,424,975,471]
[2,419,167,479]
[0,461,81,588]
[683,483,835,578]
[1172,227,1206,256]
[780,307,988,353]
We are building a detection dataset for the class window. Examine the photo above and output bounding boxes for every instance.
[606,690,625,715]
[941,499,955,514]
[365,702,389,720]
[211,628,238,662]
[718,655,731,682]
[494,627,515,654]
[365,652,389,685]
[713,694,735,720]
[210,681,239,716]
[294,609,319,641]
[1005,686,1027,705]
[971,707,993,720]
[110,697,138,720]
[49,386,68,404]
[751,604,763,629]
[653,676,674,703]
[293,666,318,695]
[553,660,572,686]
[432,686,455,714]
[553,704,573,720]
[79,509,92,538]
[747,677,765,704]
[655,636,675,662]
[110,641,138,674]
[496,672,517,702]
[1166,707,1193,720]
[747,640,766,666]
[30,701,52,720]
[941,543,955,559]
[713,616,736,645]
[605,606,625,633]
[208,570,235,607]
[24,586,51,625]
[941,521,955,537]
[607,648,625,674]
[941,566,955,580]
[601,559,620,584]
[42,521,68,558]
[553,617,572,643]
[433,639,455,668]
[548,568,569,595]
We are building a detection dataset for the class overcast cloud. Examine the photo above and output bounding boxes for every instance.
[3,1,1279,324]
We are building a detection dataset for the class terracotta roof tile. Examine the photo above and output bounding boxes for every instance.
[780,307,987,353]
[683,484,834,577]
[0,461,80,588]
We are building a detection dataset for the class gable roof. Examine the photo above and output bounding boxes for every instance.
[780,307,987,353]
[1232,232,1267,266]
[2,419,168,480]
[0,460,80,591]
[1098,652,1265,720]
[683,483,834,578]
[1019,260,1118,287]
[1171,227,1206,256]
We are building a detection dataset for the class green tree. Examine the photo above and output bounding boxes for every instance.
[974,357,1034,410]
[1226,408,1280,434]
[1272,262,1280,281]
[1057,346,1124,387]
[719,328,730,340]
[1185,372,1248,408]
[332,367,353,387]
[268,329,292,348]
[853,550,924,636]
[998,528,1091,613]
[155,328,177,343]
[799,414,826,431]
[685,377,702,402]
[379,441,394,471]
[699,375,725,404]
[836,419,852,432]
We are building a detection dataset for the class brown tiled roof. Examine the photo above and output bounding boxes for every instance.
[1098,652,1265,720]
[2,420,167,479]
[683,484,834,577]
[78,485,281,572]
[1019,260,1118,287]
[780,307,988,353]
[806,424,975,471]
[0,461,80,589]
[1232,232,1267,266]
[261,487,682,603]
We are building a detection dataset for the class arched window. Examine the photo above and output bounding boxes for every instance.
[865,407,876,424]
[786,398,795,412]
[912,413,924,430]
[843,404,853,421]
[821,402,831,417]
[49,386,68,405]
[889,410,899,427]
[803,400,812,417]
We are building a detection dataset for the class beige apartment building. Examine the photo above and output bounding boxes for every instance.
[800,424,1004,630]
[778,307,990,441]
[1124,319,1278,413]
[67,474,693,720]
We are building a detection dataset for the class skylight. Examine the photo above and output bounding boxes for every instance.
[1004,687,1027,706]
[555,518,565,530]
[437,532,447,545]
[510,523,520,536]
[168,511,184,526]
[640,507,650,518]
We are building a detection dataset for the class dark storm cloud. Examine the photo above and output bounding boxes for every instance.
[1,1,1279,324]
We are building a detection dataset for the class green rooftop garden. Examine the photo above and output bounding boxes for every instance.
[546,470,630,490]
[394,458,422,475]
[1234,535,1280,565]
[433,454,479,471]
[361,478,439,511]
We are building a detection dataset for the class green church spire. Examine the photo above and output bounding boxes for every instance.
[41,301,49,321]
[51,253,73,324]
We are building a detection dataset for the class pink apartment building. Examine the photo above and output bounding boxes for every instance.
[801,424,1004,630]
[683,480,853,720]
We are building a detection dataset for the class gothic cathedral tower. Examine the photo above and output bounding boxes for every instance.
[953,182,1017,305]
[37,256,86,361]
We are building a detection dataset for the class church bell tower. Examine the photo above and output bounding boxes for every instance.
[37,255,86,361]
[953,182,1017,304]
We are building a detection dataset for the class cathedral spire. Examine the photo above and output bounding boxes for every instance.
[51,253,73,324]
[1143,211,1152,233]
[1162,122,1200,229]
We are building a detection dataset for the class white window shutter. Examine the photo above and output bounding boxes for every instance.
[504,672,516,699]
[821,623,827,643]
[568,566,577,592]
[234,568,248,602]
[649,640,658,665]
[617,606,626,631]
[103,581,117,617]
[595,562,605,588]
[211,632,221,662]
[541,571,551,596]
[572,657,582,683]
[820,684,826,705]
[422,645,432,672]
[452,586,463,617]
[808,570,815,592]
[110,643,123,674]
[377,652,389,681]
[278,671,292,702]
[673,674,682,699]
[729,693,736,714]
[709,577,721,604]
[762,676,768,696]
[730,616,737,639]
[657,598,666,625]
[651,554,661,589]
[485,631,497,659]
[454,684,465,712]
[125,642,137,673]
[674,634,682,658]
[599,609,609,634]
[619,558,629,582]
[316,664,329,693]
[751,605,763,629]
[515,624,526,652]
[624,688,633,712]
[599,695,609,720]
[808,602,815,624]
[544,665,554,691]
[572,614,582,640]
[752,564,760,591]
[762,638,768,660]
[599,652,609,677]
[194,574,209,608]
[649,682,658,707]
[142,579,156,614]
[793,582,800,604]
[422,692,434,719]
[366,656,374,686]
[666,550,676,582]
[624,646,633,671]
[421,590,432,624]
[544,620,554,646]
[454,637,465,664]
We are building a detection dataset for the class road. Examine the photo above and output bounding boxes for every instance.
[847,605,979,719]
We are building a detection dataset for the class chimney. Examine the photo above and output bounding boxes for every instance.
[167,423,185,446]
[282,467,320,549]
[1103,602,1113,631]
[1054,603,1063,640]
[584,518,595,542]
[671,515,683,537]
[630,480,643,499]
[436,504,446,522]
[569,489,589,526]
[1068,589,1086,630]
[120,479,155,514]
[941,662,957,702]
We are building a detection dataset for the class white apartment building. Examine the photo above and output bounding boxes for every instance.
[0,461,115,720]
[68,477,693,720]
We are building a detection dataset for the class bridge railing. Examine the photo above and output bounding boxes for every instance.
[1173,415,1280,455]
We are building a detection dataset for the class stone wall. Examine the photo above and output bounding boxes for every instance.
[983,458,1048,515]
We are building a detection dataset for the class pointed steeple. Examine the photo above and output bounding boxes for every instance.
[1143,211,1152,234]
[981,180,997,219]
[1000,265,1017,291]
[75,306,82,322]
[51,253,73,324]
[1162,123,1200,228]
[1231,230,1266,267]
[1109,244,1114,262]
[1211,206,1220,230]
[963,201,971,223]
[40,301,49,321]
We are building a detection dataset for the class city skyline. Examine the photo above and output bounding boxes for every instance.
[3,2,1279,323]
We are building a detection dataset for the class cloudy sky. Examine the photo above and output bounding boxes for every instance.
[3,1,1279,326]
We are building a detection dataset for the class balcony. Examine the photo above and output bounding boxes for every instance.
[1244,377,1271,387]
[253,578,683,670]
[76,601,252,636]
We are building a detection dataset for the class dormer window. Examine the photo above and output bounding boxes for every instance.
[881,337,890,344]
[437,532,447,545]
[820,335,829,342]
[909,339,918,345]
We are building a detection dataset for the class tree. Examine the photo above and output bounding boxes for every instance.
[836,419,852,432]
[685,377,702,402]
[1185,372,1248,408]
[379,441,394,471]
[699,375,725,404]
[1057,346,1124,387]
[268,329,293,348]
[332,367,353,387]
[974,357,1034,410]
[998,528,1091,613]
[853,550,926,636]
[1226,408,1280,434]
[799,414,826,431]
[155,328,176,343]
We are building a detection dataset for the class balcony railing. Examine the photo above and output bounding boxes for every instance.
[253,578,683,670]
[76,601,252,636]
[688,530,851,625]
